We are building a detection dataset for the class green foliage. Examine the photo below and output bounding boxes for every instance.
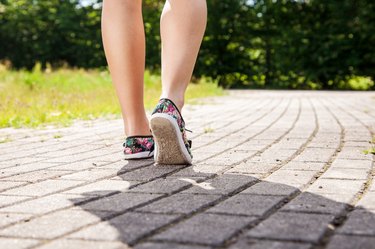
[0,0,374,89]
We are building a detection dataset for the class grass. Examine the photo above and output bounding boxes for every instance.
[363,137,375,155]
[0,63,224,128]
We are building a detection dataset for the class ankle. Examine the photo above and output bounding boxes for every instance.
[124,116,151,137]
[160,94,185,111]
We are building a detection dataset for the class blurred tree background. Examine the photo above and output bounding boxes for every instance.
[0,0,374,90]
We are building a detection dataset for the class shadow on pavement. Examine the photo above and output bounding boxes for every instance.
[69,160,375,249]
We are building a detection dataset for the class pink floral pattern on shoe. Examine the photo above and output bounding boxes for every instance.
[152,98,192,157]
[123,136,154,156]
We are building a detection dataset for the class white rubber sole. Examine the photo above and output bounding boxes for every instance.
[150,113,192,165]
[124,150,154,160]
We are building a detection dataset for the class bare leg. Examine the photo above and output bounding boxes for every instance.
[160,0,207,111]
[101,0,151,136]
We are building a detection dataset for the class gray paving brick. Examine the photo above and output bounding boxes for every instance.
[321,167,369,180]
[68,212,179,244]
[1,170,72,182]
[307,179,364,195]
[129,177,195,194]
[336,148,373,160]
[337,209,375,236]
[227,238,312,249]
[60,168,116,181]
[0,209,108,239]
[240,181,299,196]
[79,192,162,213]
[37,239,129,249]
[63,179,135,197]
[326,234,375,249]
[153,213,256,246]
[281,192,348,215]
[169,165,219,178]
[116,165,180,181]
[227,162,278,175]
[207,194,285,216]
[0,193,93,214]
[357,192,375,210]
[293,148,336,162]
[280,161,325,171]
[0,213,33,228]
[264,170,318,189]
[1,179,84,197]
[137,193,221,214]
[135,242,210,249]
[330,159,373,169]
[182,174,258,195]
[0,181,28,192]
[246,212,335,243]
[0,195,31,208]
[0,238,40,249]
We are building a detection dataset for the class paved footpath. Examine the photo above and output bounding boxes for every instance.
[0,90,374,249]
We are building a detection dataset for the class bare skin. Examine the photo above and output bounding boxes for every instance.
[101,0,207,137]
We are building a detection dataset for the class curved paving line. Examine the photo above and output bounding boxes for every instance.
[317,97,375,249]
[20,97,295,247]
[218,96,344,248]
[0,96,290,240]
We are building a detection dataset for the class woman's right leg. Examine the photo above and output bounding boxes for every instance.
[101,0,150,136]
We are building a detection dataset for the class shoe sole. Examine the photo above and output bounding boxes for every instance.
[150,113,192,165]
[124,151,154,160]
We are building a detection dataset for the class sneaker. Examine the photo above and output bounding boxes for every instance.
[123,135,155,160]
[150,98,193,165]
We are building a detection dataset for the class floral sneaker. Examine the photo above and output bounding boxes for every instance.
[150,98,193,165]
[123,135,154,160]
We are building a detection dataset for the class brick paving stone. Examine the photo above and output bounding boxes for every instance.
[129,177,196,194]
[207,194,285,217]
[182,174,258,195]
[63,179,134,197]
[79,192,162,214]
[169,165,220,178]
[357,192,375,210]
[227,238,312,249]
[0,209,109,239]
[326,235,375,249]
[280,192,348,215]
[0,213,33,228]
[135,242,211,249]
[307,179,364,195]
[117,165,181,181]
[1,179,84,197]
[60,168,117,181]
[37,239,129,249]
[227,162,279,175]
[330,159,373,169]
[321,167,369,180]
[0,181,28,192]
[153,213,256,246]
[293,148,336,163]
[1,170,73,182]
[240,181,299,196]
[0,238,40,249]
[0,195,31,208]
[68,212,179,244]
[280,162,326,171]
[0,193,93,214]
[264,170,318,189]
[137,193,222,214]
[246,212,335,243]
[337,209,375,236]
